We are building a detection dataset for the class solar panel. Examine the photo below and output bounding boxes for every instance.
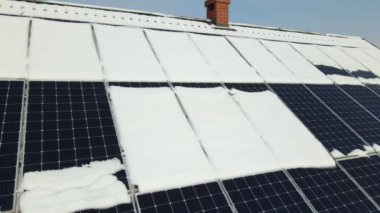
[23,81,134,213]
[288,167,379,212]
[367,84,380,97]
[137,182,233,213]
[338,156,380,205]
[339,85,380,120]
[307,84,380,147]
[270,84,367,155]
[109,82,234,213]
[223,171,313,213]
[0,81,24,212]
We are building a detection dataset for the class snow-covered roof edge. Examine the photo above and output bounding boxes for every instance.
[0,0,375,48]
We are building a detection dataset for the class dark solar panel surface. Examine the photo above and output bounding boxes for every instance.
[288,167,378,213]
[23,81,134,213]
[223,171,313,213]
[367,85,380,97]
[315,65,352,77]
[307,84,380,147]
[339,85,380,120]
[137,182,233,213]
[0,81,24,211]
[339,156,380,205]
[270,84,366,155]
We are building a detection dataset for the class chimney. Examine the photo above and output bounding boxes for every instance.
[205,0,231,27]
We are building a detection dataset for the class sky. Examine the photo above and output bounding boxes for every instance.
[57,0,380,46]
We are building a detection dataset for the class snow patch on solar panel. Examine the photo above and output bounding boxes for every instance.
[20,158,130,213]
[230,89,336,168]
[109,86,216,194]
[175,86,281,179]
[94,25,167,82]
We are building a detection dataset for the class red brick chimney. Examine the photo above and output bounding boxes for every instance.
[205,0,231,27]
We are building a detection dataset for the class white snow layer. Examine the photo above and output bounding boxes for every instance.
[364,48,380,64]
[190,34,264,83]
[330,149,345,159]
[373,144,380,152]
[319,46,380,84]
[20,159,130,213]
[0,16,29,79]
[261,40,333,84]
[227,37,300,83]
[231,89,335,169]
[342,47,380,77]
[94,25,167,82]
[175,87,281,179]
[331,145,376,159]
[22,158,124,191]
[28,19,103,80]
[292,43,362,85]
[146,30,219,82]
[109,86,216,194]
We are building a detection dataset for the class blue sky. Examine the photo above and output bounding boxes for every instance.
[58,0,380,46]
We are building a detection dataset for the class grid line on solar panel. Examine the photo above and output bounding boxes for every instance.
[270,84,367,155]
[109,82,234,213]
[223,171,314,213]
[338,156,380,207]
[288,167,379,213]
[0,81,24,212]
[23,81,134,213]
[306,84,380,148]
[339,85,380,121]
[367,85,380,98]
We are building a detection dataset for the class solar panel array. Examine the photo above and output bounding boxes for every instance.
[0,14,380,213]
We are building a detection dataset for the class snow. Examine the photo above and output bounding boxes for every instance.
[175,86,281,179]
[331,149,345,158]
[231,89,336,169]
[227,37,300,83]
[342,47,380,77]
[94,25,167,82]
[319,46,380,84]
[28,19,103,81]
[0,16,29,79]
[146,30,219,83]
[373,144,380,152]
[20,159,130,213]
[109,86,216,194]
[347,149,369,158]
[189,34,264,83]
[293,43,362,85]
[21,158,124,191]
[261,40,333,84]
[364,49,380,64]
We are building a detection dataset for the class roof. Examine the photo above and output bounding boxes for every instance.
[1,0,380,212]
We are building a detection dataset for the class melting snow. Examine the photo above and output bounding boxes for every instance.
[373,144,380,152]
[261,40,333,84]
[109,86,216,194]
[331,149,345,158]
[20,159,130,213]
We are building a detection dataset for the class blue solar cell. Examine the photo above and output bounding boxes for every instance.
[315,65,352,77]
[307,84,380,147]
[367,85,380,97]
[0,81,24,211]
[24,81,134,213]
[339,156,380,205]
[289,167,378,212]
[271,84,366,155]
[223,171,313,213]
[339,85,380,120]
[137,182,233,213]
